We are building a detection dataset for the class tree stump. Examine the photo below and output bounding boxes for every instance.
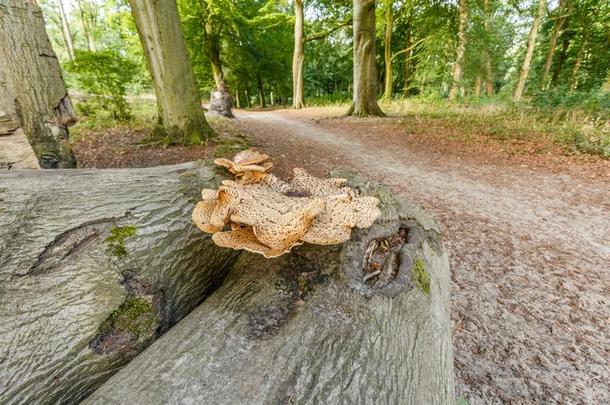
[0,162,240,404]
[85,172,455,404]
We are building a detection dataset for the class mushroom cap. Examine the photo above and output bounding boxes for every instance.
[301,195,380,245]
[212,226,301,258]
[290,168,354,197]
[194,152,381,258]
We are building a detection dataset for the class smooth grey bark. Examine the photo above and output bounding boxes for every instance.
[513,0,546,101]
[449,0,468,100]
[86,172,454,405]
[346,0,384,117]
[129,0,213,144]
[0,0,76,168]
[0,162,239,404]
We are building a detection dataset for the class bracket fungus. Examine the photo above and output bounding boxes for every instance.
[192,150,380,258]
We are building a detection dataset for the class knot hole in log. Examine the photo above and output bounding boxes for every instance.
[343,220,426,297]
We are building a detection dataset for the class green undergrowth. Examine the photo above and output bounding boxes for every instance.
[381,96,610,158]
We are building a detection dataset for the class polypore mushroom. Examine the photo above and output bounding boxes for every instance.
[193,150,380,258]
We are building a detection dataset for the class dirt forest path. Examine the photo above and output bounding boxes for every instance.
[232,108,610,404]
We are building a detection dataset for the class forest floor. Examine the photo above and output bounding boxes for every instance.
[231,107,610,405]
[72,106,610,404]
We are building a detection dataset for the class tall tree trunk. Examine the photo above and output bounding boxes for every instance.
[234,88,241,108]
[245,88,251,108]
[541,0,569,89]
[257,74,266,108]
[449,0,468,100]
[129,0,213,145]
[551,31,570,87]
[382,0,393,100]
[292,0,305,109]
[483,0,494,95]
[569,27,589,92]
[57,0,74,61]
[0,0,76,168]
[513,0,546,101]
[403,21,413,96]
[76,0,93,51]
[474,75,481,97]
[0,162,240,404]
[345,0,384,117]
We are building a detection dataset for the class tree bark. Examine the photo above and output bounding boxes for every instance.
[84,171,455,405]
[0,162,240,404]
[382,0,393,100]
[449,0,468,100]
[292,0,305,109]
[513,0,546,101]
[0,0,77,168]
[345,0,384,117]
[129,0,213,144]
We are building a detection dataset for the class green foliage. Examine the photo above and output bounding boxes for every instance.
[66,50,137,120]
[105,225,137,258]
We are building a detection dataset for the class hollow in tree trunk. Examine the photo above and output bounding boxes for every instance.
[0,0,76,168]
[513,0,546,101]
[382,0,393,100]
[129,0,213,144]
[292,0,306,109]
[449,0,468,100]
[345,0,384,117]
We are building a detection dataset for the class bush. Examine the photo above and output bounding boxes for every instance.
[66,50,137,120]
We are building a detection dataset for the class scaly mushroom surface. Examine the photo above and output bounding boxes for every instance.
[192,150,380,258]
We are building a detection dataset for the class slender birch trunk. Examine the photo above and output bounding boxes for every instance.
[449,0,468,100]
[382,0,393,100]
[292,0,305,108]
[57,0,75,61]
[513,0,546,101]
[541,0,569,89]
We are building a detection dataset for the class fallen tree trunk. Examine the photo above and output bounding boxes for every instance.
[0,162,240,404]
[85,172,455,404]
